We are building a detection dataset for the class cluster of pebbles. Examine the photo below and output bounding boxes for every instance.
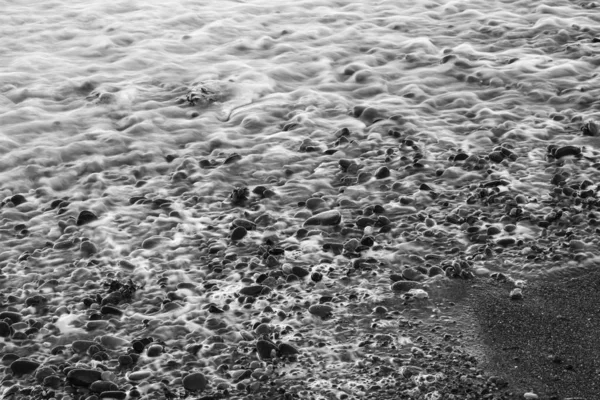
[2,103,600,400]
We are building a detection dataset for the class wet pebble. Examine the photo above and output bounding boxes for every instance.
[374,166,390,179]
[10,359,40,376]
[128,370,152,381]
[239,285,270,296]
[278,342,300,357]
[90,381,119,393]
[510,288,523,300]
[402,268,427,281]
[99,391,127,400]
[303,210,341,226]
[0,311,22,323]
[80,241,98,255]
[182,372,208,391]
[0,321,10,336]
[256,339,278,359]
[523,392,539,400]
[391,281,420,292]
[77,210,98,225]
[147,344,163,357]
[308,304,333,318]
[67,368,102,387]
[231,226,247,241]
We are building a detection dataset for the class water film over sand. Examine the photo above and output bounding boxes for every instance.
[1,0,600,399]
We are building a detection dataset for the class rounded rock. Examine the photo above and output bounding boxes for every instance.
[303,210,342,227]
[391,281,420,293]
[374,166,390,179]
[77,210,98,226]
[146,344,163,357]
[10,359,40,376]
[402,268,426,281]
[231,226,247,241]
[128,370,152,381]
[67,368,102,387]
[308,304,333,319]
[256,339,278,359]
[0,311,22,323]
[90,381,119,393]
[182,372,208,392]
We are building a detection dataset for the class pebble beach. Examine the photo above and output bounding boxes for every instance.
[1,0,600,399]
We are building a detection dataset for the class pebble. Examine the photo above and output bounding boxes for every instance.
[80,241,98,255]
[147,344,163,357]
[35,366,55,383]
[99,391,127,400]
[141,236,167,249]
[256,339,278,359]
[374,166,390,179]
[0,321,10,336]
[523,392,539,399]
[239,285,269,296]
[100,305,123,316]
[391,281,420,292]
[72,340,99,353]
[0,311,22,323]
[510,288,523,300]
[308,304,333,318]
[303,210,342,226]
[231,218,256,230]
[99,335,129,349]
[402,268,426,281]
[77,210,98,225]
[231,226,247,241]
[90,381,119,393]
[182,372,208,391]
[67,368,103,387]
[10,359,40,375]
[278,342,300,357]
[128,370,153,381]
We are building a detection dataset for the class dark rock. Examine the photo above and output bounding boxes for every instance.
[230,226,247,241]
[374,166,390,179]
[231,218,256,230]
[90,381,119,393]
[72,340,99,353]
[67,369,102,387]
[391,281,420,292]
[291,266,309,278]
[224,153,242,164]
[488,151,505,163]
[0,321,10,337]
[182,372,208,391]
[100,305,123,316]
[553,145,581,159]
[118,355,133,366]
[256,339,278,359]
[303,210,342,226]
[10,359,40,375]
[428,266,444,277]
[239,285,270,296]
[10,194,26,206]
[311,272,323,282]
[77,210,98,226]
[34,366,56,383]
[308,304,333,318]
[0,311,22,323]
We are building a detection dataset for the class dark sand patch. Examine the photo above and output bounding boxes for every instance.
[466,272,600,400]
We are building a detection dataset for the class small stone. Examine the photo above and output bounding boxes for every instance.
[72,340,99,354]
[35,366,56,383]
[305,197,326,210]
[510,288,523,300]
[146,344,163,357]
[231,226,247,241]
[90,381,119,393]
[43,375,62,389]
[428,266,444,277]
[67,368,102,387]
[231,218,256,230]
[374,166,390,179]
[0,311,22,323]
[10,359,40,375]
[553,145,581,159]
[523,392,539,400]
[80,241,98,255]
[488,151,504,163]
[291,266,309,278]
[402,268,426,281]
[128,370,152,381]
[182,372,208,391]
[77,210,98,225]
[10,194,27,206]
[391,281,420,292]
[0,321,10,337]
[303,210,342,227]
[118,355,133,366]
[256,339,278,359]
[141,236,166,249]
[239,285,269,296]
[496,237,516,247]
[100,305,123,316]
[308,304,333,318]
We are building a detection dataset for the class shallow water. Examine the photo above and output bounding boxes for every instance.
[2,0,600,398]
